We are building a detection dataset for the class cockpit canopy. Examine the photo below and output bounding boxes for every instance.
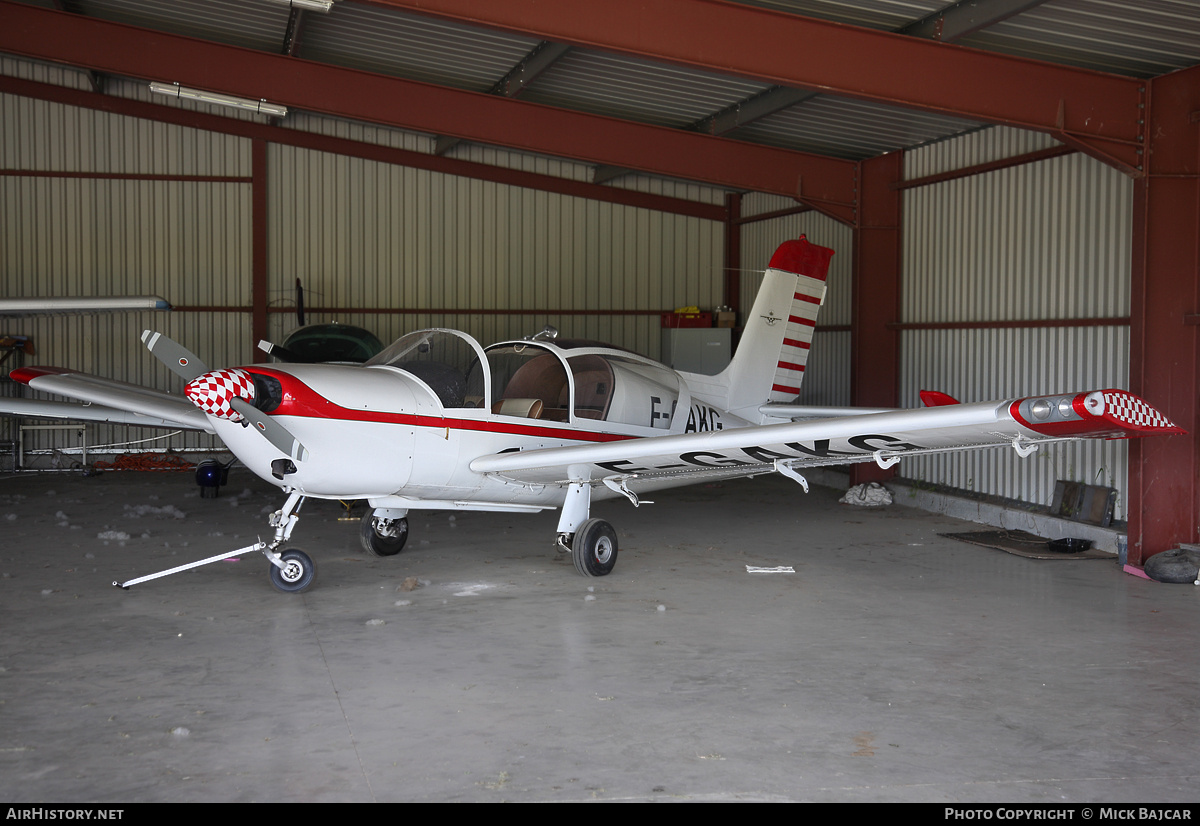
[366,329,683,430]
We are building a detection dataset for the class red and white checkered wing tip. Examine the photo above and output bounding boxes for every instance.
[1094,390,1185,434]
[185,368,256,421]
[1011,389,1185,438]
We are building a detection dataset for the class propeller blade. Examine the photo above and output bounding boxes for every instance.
[257,339,302,363]
[141,330,208,382]
[229,397,310,464]
[295,278,305,327]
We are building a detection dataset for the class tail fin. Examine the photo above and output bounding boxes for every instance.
[680,236,834,419]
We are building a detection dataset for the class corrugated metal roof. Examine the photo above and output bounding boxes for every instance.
[4,0,1199,188]
[76,0,290,53]
[736,95,982,159]
[730,0,951,30]
[956,0,1200,77]
[518,50,771,129]
[300,3,542,92]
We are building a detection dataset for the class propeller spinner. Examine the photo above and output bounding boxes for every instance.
[141,330,309,464]
[183,368,309,464]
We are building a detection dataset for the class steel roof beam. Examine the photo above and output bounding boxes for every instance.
[685,0,1051,141]
[0,3,856,214]
[375,0,1145,174]
[435,40,572,156]
[0,75,728,221]
[598,0,1033,186]
[282,8,308,57]
[595,85,817,184]
[897,0,1052,41]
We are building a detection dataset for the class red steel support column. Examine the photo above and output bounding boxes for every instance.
[252,138,269,364]
[849,151,904,485]
[1128,67,1200,565]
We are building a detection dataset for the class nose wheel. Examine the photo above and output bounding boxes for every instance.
[268,549,316,593]
[570,518,618,577]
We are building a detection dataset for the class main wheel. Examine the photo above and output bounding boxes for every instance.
[360,512,408,557]
[572,518,618,577]
[269,549,316,593]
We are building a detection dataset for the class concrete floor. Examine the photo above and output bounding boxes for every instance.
[1,469,1197,803]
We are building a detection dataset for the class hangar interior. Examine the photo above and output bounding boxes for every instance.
[4,0,1198,563]
[2,0,1200,804]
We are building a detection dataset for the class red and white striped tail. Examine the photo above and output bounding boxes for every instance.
[696,236,835,418]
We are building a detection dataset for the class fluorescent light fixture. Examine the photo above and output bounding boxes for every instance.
[0,296,172,316]
[263,0,335,11]
[149,82,288,118]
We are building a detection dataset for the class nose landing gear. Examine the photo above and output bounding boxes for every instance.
[113,491,314,593]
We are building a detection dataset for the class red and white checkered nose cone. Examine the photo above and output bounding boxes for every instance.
[185,368,256,421]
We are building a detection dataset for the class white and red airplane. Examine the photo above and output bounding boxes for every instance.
[6,237,1185,592]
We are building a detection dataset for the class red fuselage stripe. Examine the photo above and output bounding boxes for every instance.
[247,367,634,443]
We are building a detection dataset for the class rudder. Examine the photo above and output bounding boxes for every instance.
[682,236,834,419]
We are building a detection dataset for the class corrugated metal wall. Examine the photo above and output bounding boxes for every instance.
[268,135,723,360]
[1,58,724,463]
[901,127,1134,517]
[736,128,1134,519]
[1,61,252,459]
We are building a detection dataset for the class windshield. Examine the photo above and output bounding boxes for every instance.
[366,330,486,408]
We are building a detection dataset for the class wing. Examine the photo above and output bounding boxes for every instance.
[5,367,212,432]
[471,389,1183,488]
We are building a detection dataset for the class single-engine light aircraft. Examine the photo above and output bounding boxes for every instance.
[6,237,1184,593]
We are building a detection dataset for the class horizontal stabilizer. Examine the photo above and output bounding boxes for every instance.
[920,390,960,407]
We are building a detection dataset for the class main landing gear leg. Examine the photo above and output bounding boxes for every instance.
[112,490,316,594]
[554,478,618,578]
[361,507,409,557]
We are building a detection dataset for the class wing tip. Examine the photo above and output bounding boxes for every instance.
[1011,389,1187,438]
[10,366,76,384]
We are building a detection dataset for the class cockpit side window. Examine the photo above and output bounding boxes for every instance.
[569,355,614,421]
[566,352,680,429]
[488,345,571,421]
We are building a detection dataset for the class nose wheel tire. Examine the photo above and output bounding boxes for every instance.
[571,518,618,577]
[269,549,316,593]
[360,512,409,557]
